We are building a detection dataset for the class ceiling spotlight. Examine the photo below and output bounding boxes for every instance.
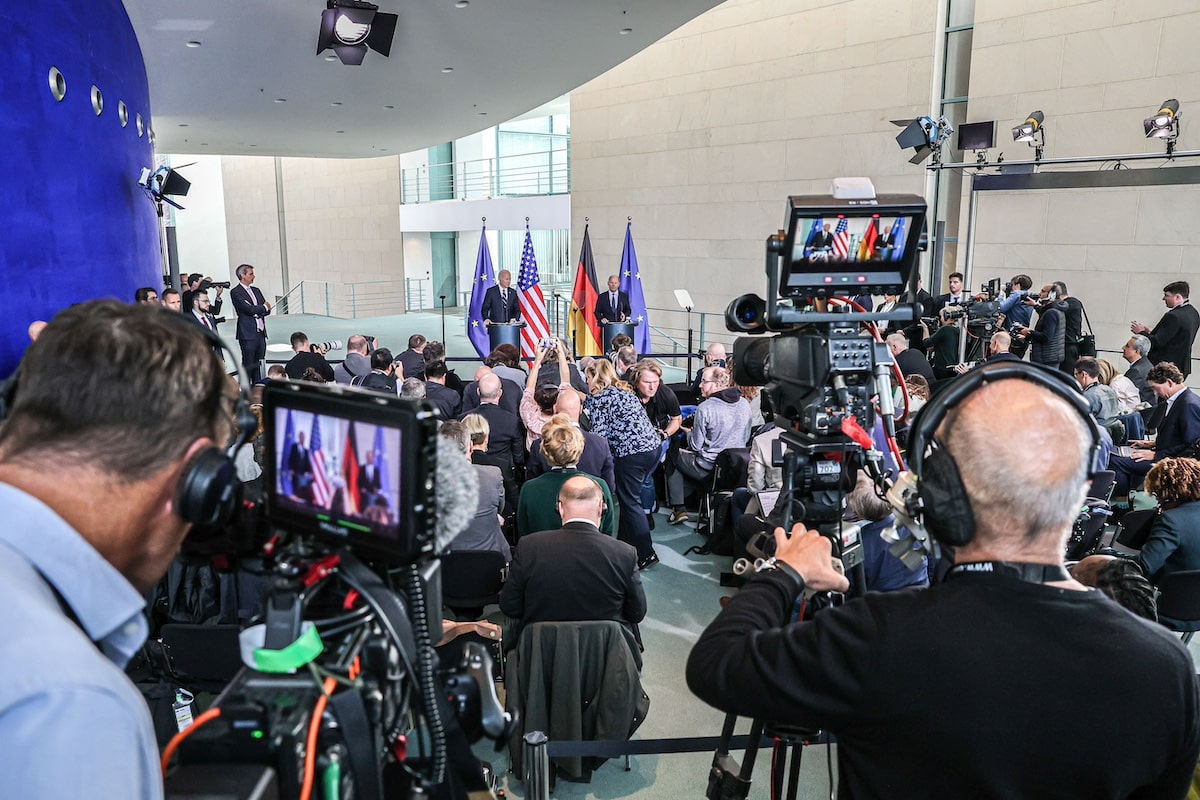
[1012,110,1045,161]
[1145,99,1180,155]
[893,115,954,165]
[185,41,202,48]
[317,0,399,66]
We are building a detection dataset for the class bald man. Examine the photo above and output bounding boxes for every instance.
[500,476,645,645]
[688,371,1200,797]
[459,372,524,468]
[525,388,615,494]
[461,365,521,416]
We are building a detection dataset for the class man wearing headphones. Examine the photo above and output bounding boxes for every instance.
[0,300,233,798]
[687,368,1200,796]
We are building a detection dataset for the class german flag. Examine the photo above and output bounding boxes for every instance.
[570,225,603,356]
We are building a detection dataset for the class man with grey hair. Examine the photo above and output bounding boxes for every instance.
[400,377,426,400]
[666,365,752,524]
[688,374,1200,797]
[1121,334,1154,406]
[886,332,934,383]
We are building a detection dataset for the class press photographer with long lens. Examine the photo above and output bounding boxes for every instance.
[0,300,233,799]
[688,186,1200,797]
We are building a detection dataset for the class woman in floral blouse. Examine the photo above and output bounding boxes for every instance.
[583,359,662,569]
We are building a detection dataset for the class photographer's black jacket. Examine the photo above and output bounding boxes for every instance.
[687,570,1200,798]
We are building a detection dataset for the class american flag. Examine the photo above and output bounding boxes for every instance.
[517,228,550,360]
[310,416,332,508]
[832,217,850,259]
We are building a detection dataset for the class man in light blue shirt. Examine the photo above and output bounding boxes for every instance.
[0,301,231,799]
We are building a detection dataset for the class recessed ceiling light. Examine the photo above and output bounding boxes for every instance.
[179,123,188,127]
[325,55,337,61]
[441,67,454,73]
[336,130,345,134]
[478,111,487,116]
[200,143,208,146]
[186,40,202,48]
[274,98,286,103]
[455,1,469,7]
[331,101,343,106]
[383,104,395,109]
[620,27,632,34]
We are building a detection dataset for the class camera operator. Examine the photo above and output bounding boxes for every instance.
[918,307,961,380]
[687,376,1200,796]
[333,334,374,385]
[0,300,232,798]
[284,330,335,382]
[997,274,1034,333]
[1014,285,1067,369]
[182,272,224,317]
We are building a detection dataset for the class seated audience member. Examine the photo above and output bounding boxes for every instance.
[526,388,615,495]
[300,367,327,383]
[606,333,634,363]
[1073,357,1121,428]
[396,334,427,381]
[400,377,426,400]
[536,339,588,394]
[957,330,1021,369]
[665,366,752,525]
[462,366,522,416]
[334,335,373,385]
[886,332,934,384]
[461,373,525,472]
[845,475,928,591]
[1096,358,1141,416]
[1136,458,1200,583]
[690,342,729,398]
[1121,334,1155,406]
[902,374,931,417]
[1109,363,1200,495]
[461,413,517,520]
[920,308,962,380]
[422,340,463,395]
[500,475,644,645]
[350,347,399,395]
[614,345,639,383]
[486,344,527,386]
[1069,555,1158,622]
[424,360,463,419]
[521,341,569,450]
[438,420,509,560]
[266,364,287,381]
[516,418,615,539]
[284,331,336,382]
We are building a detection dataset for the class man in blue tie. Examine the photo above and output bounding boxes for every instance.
[595,274,631,324]
[482,270,521,326]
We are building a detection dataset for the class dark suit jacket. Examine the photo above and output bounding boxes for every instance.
[462,377,523,417]
[461,402,525,466]
[1147,304,1200,377]
[808,231,834,250]
[482,285,521,324]
[285,351,335,382]
[231,283,269,342]
[395,349,426,382]
[526,428,616,496]
[1126,357,1154,404]
[1154,388,1200,459]
[424,381,462,419]
[499,520,645,644]
[1137,500,1200,582]
[895,347,935,384]
[594,291,631,323]
[185,310,224,358]
[472,450,517,517]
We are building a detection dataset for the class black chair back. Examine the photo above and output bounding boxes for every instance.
[1156,570,1200,636]
[1114,508,1159,551]
[1086,470,1116,504]
[440,550,507,620]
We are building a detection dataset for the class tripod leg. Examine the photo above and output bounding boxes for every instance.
[786,742,802,800]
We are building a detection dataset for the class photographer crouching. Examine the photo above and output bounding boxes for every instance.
[686,375,1200,796]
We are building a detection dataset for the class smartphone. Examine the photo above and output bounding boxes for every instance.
[539,338,555,349]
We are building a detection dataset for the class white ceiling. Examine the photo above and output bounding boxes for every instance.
[122,0,722,159]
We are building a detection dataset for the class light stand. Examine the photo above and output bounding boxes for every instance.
[674,289,696,381]
[439,295,447,343]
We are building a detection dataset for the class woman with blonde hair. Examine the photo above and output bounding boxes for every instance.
[1096,358,1140,415]
[516,416,616,539]
[583,359,662,569]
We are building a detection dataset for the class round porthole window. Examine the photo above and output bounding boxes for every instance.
[136,113,144,137]
[118,101,129,127]
[48,67,66,101]
[90,85,103,115]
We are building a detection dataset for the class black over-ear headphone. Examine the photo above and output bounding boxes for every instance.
[895,361,1101,549]
[174,322,257,528]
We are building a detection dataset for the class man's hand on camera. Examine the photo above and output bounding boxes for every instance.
[772,524,850,593]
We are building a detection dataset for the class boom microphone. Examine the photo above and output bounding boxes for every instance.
[433,436,479,554]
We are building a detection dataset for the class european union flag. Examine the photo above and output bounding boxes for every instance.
[888,217,907,261]
[279,409,295,497]
[466,225,497,358]
[618,221,651,353]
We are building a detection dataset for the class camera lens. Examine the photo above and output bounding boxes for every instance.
[725,294,768,333]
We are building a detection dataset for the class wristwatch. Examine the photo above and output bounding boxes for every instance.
[756,557,804,591]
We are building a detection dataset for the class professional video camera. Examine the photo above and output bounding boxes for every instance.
[724,182,926,528]
[165,381,513,799]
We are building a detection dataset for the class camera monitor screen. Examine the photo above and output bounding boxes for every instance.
[781,194,926,298]
[957,120,997,152]
[263,381,437,562]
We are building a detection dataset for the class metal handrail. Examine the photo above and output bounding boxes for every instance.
[401,145,571,204]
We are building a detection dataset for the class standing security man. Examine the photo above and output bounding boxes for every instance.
[231,263,271,382]
[687,376,1200,797]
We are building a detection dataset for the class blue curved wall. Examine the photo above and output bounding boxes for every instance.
[0,0,159,377]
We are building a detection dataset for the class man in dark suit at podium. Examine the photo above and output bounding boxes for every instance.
[482,269,521,327]
[808,223,834,252]
[595,275,631,324]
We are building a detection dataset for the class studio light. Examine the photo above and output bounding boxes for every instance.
[138,165,191,212]
[1011,110,1045,161]
[1144,99,1180,154]
[894,115,954,165]
[317,0,399,66]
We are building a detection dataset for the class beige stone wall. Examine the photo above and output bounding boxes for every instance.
[570,0,940,320]
[959,0,1200,366]
[222,154,407,314]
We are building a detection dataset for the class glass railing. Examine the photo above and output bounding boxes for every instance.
[400,148,570,204]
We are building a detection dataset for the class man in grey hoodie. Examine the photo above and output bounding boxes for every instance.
[665,366,752,525]
[333,335,373,384]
